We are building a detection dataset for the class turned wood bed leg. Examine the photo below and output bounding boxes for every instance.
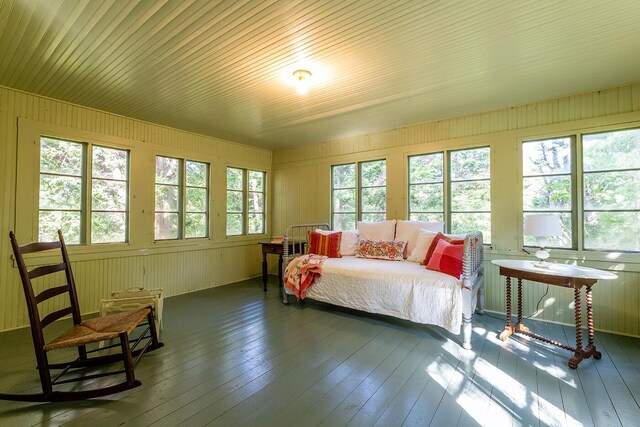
[475,285,485,315]
[462,315,473,350]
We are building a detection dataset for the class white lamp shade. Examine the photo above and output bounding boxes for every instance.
[524,214,562,237]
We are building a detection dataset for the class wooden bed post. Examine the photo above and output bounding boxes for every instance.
[476,283,485,314]
[462,315,473,350]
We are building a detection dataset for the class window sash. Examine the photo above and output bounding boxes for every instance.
[155,157,209,240]
[522,137,577,250]
[39,137,130,245]
[409,147,491,243]
[226,168,266,236]
[331,160,387,230]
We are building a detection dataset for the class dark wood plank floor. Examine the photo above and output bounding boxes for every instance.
[0,276,639,426]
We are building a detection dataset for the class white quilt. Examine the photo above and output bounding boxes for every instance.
[295,256,463,334]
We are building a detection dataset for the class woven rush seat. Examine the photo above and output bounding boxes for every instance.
[44,307,151,351]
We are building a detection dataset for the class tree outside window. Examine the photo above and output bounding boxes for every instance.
[39,136,129,244]
[155,156,209,240]
[522,130,640,252]
[582,128,640,251]
[331,160,386,230]
[409,147,491,243]
[522,137,575,249]
[226,167,266,236]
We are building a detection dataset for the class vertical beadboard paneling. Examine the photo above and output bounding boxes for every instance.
[273,82,640,337]
[272,163,320,235]
[0,86,270,332]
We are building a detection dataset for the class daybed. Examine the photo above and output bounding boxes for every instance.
[281,222,485,350]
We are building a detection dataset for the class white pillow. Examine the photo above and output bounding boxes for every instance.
[395,220,444,256]
[315,229,360,256]
[356,220,396,241]
[407,230,439,263]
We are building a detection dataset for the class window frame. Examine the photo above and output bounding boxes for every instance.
[521,126,640,253]
[408,146,492,243]
[154,155,210,241]
[226,166,267,237]
[521,136,578,250]
[407,152,445,222]
[38,135,131,245]
[330,159,387,230]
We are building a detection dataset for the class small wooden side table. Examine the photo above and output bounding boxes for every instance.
[258,241,305,292]
[491,259,617,369]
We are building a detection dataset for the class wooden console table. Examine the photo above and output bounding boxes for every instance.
[491,259,616,369]
[258,241,305,292]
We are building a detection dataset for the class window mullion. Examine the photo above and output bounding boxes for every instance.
[244,169,248,235]
[573,135,581,251]
[83,143,90,244]
[357,162,362,221]
[444,152,450,233]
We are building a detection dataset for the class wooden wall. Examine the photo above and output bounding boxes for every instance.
[0,86,271,331]
[273,83,640,337]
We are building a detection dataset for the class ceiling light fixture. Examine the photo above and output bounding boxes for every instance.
[292,69,312,95]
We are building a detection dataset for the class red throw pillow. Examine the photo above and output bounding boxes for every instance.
[421,232,465,265]
[426,239,464,279]
[308,231,342,258]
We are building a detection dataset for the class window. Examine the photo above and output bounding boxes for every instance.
[409,147,491,243]
[449,148,491,238]
[582,129,640,251]
[248,170,266,234]
[155,156,209,240]
[39,136,129,244]
[409,153,444,222]
[331,160,386,230]
[522,128,640,252]
[226,167,266,236]
[522,137,574,248]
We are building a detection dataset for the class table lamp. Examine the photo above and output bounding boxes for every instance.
[524,214,562,268]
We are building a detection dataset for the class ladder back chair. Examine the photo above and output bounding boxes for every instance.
[1,230,164,402]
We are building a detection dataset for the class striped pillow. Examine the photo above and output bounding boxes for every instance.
[308,231,342,258]
[425,239,463,279]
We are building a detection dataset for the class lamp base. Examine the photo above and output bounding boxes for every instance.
[533,249,551,268]
[533,260,552,269]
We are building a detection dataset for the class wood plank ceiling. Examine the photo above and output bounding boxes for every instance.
[1,0,639,149]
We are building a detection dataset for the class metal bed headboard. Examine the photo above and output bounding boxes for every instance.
[282,223,331,283]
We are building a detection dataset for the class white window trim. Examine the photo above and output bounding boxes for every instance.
[517,121,640,258]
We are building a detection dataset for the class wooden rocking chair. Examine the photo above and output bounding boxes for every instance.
[1,230,164,402]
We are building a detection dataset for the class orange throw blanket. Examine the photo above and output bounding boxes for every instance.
[284,254,327,300]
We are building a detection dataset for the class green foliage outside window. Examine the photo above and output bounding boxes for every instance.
[409,148,491,242]
[409,153,444,222]
[226,168,266,236]
[39,137,129,244]
[582,129,640,251]
[522,129,640,252]
[155,156,209,240]
[522,138,573,248]
[331,160,386,230]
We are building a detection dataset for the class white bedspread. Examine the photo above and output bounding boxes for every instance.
[295,256,463,334]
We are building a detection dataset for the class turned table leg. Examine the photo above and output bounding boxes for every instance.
[516,278,530,333]
[586,285,601,360]
[499,276,514,341]
[569,287,584,369]
[262,252,268,292]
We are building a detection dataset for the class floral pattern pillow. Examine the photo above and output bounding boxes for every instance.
[356,239,407,261]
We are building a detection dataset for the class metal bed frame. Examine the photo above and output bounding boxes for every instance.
[281,223,485,350]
